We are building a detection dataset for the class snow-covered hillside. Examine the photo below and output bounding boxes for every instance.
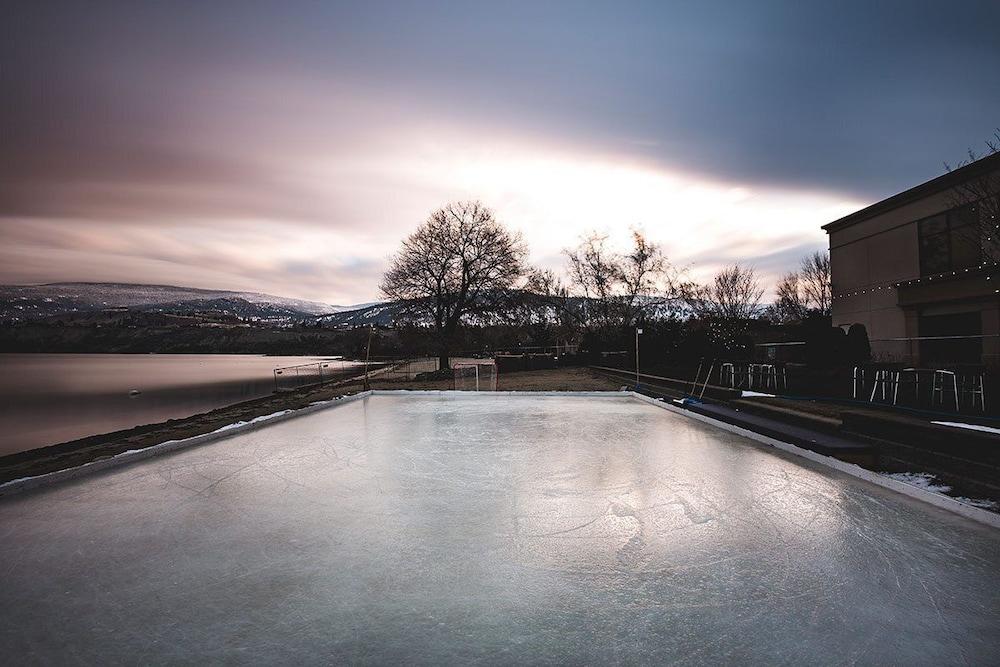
[0,283,359,322]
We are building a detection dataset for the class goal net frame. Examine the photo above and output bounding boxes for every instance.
[453,361,498,391]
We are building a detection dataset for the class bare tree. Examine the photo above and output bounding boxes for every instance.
[565,233,621,330]
[503,269,570,332]
[686,264,764,351]
[945,130,1000,261]
[500,269,580,348]
[768,272,808,323]
[799,250,831,316]
[703,264,765,321]
[621,231,672,323]
[381,201,527,368]
[562,230,676,335]
[765,250,830,323]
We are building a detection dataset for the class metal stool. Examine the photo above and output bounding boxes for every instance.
[959,372,986,412]
[720,362,738,389]
[869,369,896,402]
[932,370,959,410]
[853,366,867,399]
[760,364,778,391]
[893,368,921,406]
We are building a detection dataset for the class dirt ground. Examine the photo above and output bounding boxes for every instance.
[0,367,624,485]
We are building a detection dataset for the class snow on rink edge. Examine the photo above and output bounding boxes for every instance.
[0,392,375,496]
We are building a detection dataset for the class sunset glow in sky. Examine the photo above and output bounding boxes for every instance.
[3,1,999,305]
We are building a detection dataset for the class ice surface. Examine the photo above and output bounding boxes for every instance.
[1,393,999,664]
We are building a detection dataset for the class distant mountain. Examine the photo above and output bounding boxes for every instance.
[0,282,366,323]
[0,281,688,329]
[316,293,688,329]
[316,302,411,328]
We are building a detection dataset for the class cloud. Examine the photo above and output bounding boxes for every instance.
[3,0,997,303]
[0,128,861,303]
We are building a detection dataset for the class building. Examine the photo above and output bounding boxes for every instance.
[823,153,1000,368]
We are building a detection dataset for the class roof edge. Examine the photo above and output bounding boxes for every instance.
[822,152,1000,233]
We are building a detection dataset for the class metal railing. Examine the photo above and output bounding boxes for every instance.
[272,357,440,392]
[272,359,360,391]
[492,343,580,356]
[364,357,440,383]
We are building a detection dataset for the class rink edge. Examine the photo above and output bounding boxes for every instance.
[0,390,376,497]
[631,392,1000,530]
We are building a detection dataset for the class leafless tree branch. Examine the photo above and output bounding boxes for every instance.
[381,201,527,366]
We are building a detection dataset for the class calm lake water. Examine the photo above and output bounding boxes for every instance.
[0,354,359,456]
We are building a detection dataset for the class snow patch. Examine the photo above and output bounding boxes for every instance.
[881,472,999,511]
[741,391,776,398]
[109,409,296,457]
[882,472,952,494]
[213,410,292,433]
[954,496,1000,510]
[932,421,1000,436]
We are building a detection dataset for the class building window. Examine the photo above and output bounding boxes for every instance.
[918,204,980,275]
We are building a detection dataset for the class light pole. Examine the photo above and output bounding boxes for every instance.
[363,325,373,391]
[635,327,643,388]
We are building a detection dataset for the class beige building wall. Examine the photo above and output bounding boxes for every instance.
[829,209,924,363]
[826,162,1000,368]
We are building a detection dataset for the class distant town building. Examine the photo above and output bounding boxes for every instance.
[823,153,1000,368]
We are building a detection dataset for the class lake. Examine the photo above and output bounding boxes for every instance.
[0,354,363,456]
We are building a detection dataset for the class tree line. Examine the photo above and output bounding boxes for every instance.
[381,200,831,367]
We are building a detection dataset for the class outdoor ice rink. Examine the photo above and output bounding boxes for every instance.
[2,393,999,664]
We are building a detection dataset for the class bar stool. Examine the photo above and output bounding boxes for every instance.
[870,368,896,403]
[719,362,737,389]
[932,369,960,410]
[960,372,986,412]
[757,364,770,390]
[748,363,772,391]
[853,366,867,399]
[893,368,921,406]
[760,364,778,391]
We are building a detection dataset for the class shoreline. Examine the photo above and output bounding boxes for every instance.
[0,367,622,486]
[0,352,366,454]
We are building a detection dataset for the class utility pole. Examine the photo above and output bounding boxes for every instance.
[635,327,642,388]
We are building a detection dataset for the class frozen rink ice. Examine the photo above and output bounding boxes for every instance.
[1,393,999,664]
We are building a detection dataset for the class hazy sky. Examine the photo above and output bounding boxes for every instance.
[3,1,999,305]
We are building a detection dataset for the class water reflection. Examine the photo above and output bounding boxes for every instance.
[0,353,347,455]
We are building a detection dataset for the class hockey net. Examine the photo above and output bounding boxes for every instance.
[453,361,498,391]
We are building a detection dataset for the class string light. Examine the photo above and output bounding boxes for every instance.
[831,259,1000,300]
